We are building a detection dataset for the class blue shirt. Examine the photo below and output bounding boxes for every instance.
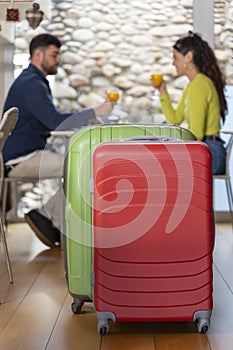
[2,64,95,162]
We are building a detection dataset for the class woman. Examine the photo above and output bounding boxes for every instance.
[153,31,227,175]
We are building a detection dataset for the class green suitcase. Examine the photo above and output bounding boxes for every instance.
[64,123,196,313]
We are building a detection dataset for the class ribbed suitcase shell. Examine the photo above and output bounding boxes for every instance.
[64,124,196,306]
[92,139,213,333]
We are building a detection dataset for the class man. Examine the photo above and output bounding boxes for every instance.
[3,33,113,248]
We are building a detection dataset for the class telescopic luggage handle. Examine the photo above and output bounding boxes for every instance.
[124,135,179,142]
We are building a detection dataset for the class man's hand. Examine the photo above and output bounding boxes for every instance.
[93,100,115,117]
[87,118,102,125]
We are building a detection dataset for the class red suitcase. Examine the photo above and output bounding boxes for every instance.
[92,137,213,334]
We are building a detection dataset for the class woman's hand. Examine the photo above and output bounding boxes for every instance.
[157,80,167,95]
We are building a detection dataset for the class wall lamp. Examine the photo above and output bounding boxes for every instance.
[26,2,44,29]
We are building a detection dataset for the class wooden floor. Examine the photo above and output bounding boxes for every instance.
[0,222,233,350]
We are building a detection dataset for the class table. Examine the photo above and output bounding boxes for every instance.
[50,130,76,137]
[221,130,233,134]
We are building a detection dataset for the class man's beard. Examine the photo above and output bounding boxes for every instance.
[42,63,58,75]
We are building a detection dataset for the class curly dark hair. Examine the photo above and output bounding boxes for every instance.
[173,31,227,122]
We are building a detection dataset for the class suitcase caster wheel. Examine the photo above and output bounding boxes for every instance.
[100,326,108,335]
[71,301,83,314]
[196,318,210,334]
[97,321,109,335]
[200,326,208,334]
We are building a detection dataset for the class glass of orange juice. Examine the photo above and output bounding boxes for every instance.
[151,73,163,87]
[106,87,120,102]
[149,73,163,100]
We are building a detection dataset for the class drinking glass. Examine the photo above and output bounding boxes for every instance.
[151,73,163,87]
[149,73,163,100]
[106,87,120,102]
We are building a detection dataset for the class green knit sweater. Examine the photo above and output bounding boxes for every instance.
[160,73,221,141]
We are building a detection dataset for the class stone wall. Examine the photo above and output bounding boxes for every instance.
[14,0,233,121]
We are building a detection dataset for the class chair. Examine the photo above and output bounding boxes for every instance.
[1,132,69,226]
[213,135,233,226]
[1,134,66,250]
[0,107,19,283]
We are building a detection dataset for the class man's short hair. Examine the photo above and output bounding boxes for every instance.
[29,33,61,57]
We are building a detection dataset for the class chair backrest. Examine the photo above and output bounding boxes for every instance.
[225,135,233,176]
[0,107,19,152]
[0,107,19,183]
[0,107,18,285]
